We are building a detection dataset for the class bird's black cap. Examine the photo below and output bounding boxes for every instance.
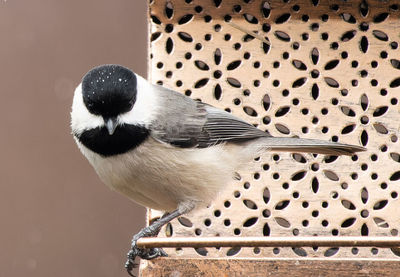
[81,64,137,117]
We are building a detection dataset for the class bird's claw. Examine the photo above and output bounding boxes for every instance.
[125,236,168,276]
[124,257,137,277]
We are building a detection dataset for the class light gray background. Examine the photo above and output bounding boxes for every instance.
[0,1,147,276]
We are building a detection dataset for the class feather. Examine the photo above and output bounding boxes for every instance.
[150,84,365,155]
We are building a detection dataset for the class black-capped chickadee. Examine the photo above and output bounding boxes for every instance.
[71,64,365,275]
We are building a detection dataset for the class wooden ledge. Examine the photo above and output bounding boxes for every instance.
[140,258,400,276]
[137,236,400,248]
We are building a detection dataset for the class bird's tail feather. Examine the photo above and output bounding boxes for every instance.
[256,137,366,156]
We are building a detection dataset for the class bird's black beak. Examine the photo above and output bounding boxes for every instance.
[104,117,118,135]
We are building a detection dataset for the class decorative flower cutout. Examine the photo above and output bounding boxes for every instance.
[192,48,243,101]
[291,48,341,98]
[339,93,390,147]
[340,186,394,236]
[339,0,392,54]
[150,1,194,54]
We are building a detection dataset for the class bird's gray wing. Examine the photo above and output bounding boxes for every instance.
[149,85,365,155]
[197,104,270,147]
[150,85,269,148]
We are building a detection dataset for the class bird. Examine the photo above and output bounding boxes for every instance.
[71,64,365,275]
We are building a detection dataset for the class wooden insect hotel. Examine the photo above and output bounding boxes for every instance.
[140,0,400,275]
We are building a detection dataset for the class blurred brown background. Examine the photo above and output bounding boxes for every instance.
[0,1,147,276]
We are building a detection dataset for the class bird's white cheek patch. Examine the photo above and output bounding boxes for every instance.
[118,75,159,126]
[70,84,104,134]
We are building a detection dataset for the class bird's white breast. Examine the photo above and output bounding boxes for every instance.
[76,138,254,212]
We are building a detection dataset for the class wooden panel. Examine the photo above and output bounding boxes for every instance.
[147,0,400,261]
[141,258,400,276]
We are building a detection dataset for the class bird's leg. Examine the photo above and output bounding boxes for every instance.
[125,207,189,276]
